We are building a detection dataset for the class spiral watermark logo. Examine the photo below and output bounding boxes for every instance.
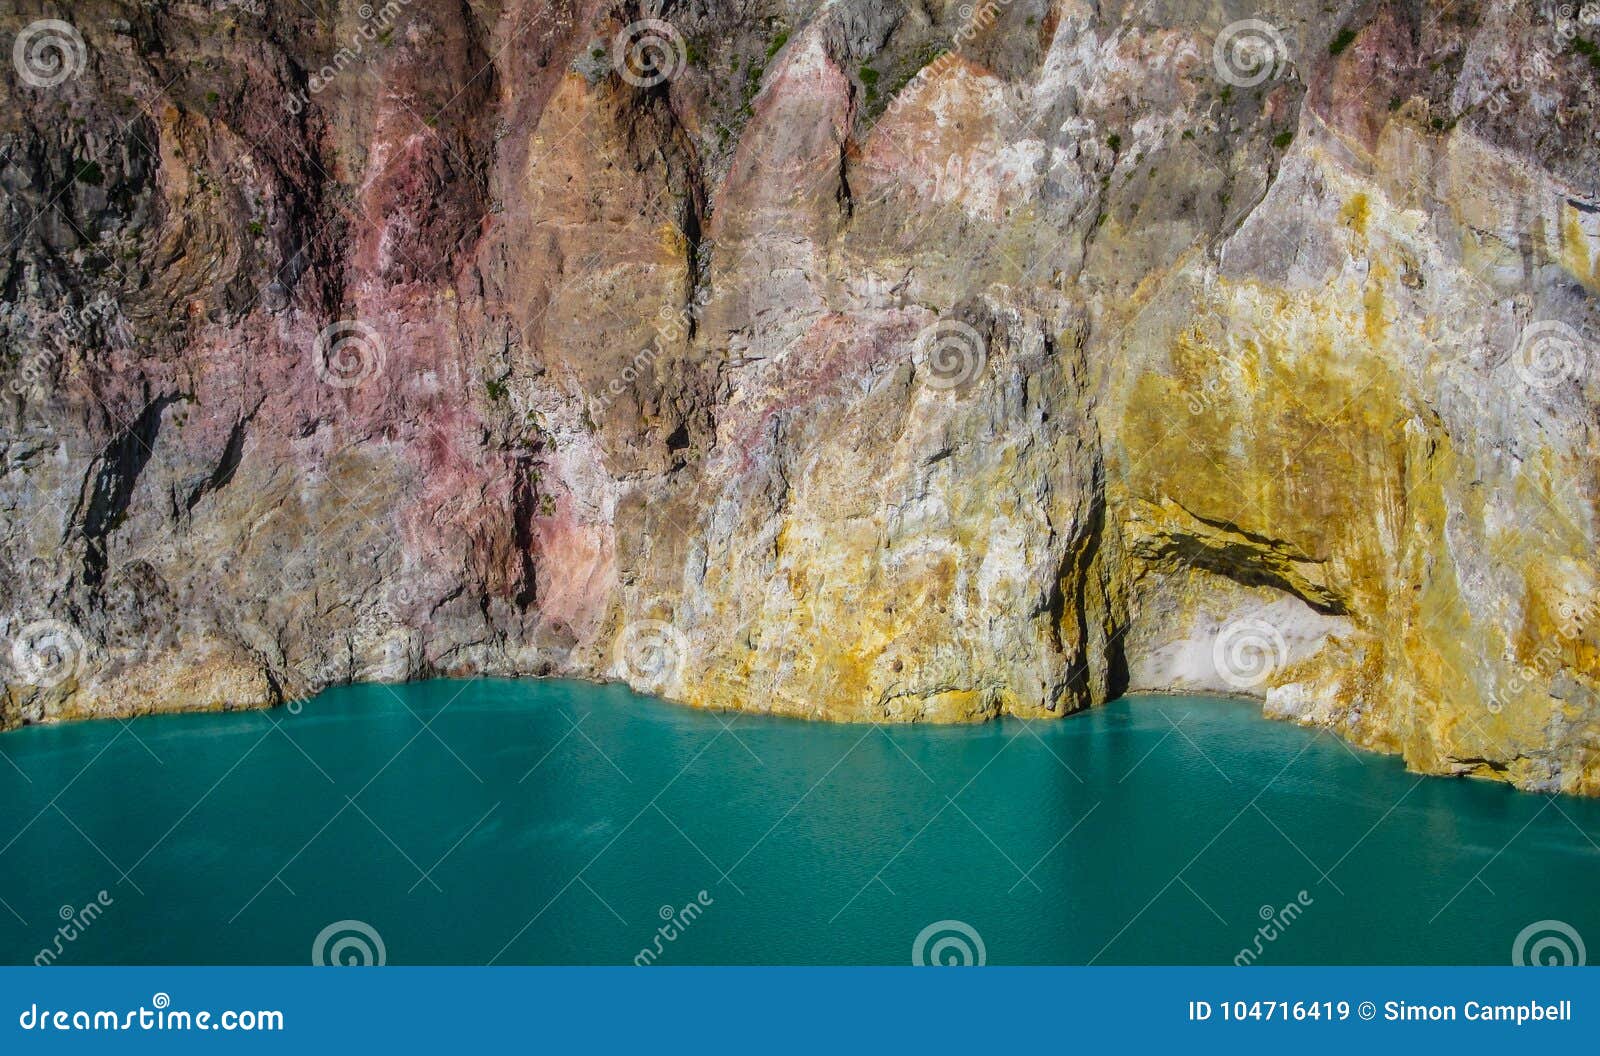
[312,320,386,389]
[311,919,386,965]
[911,919,986,966]
[33,890,114,966]
[1512,321,1585,391]
[1213,19,1289,88]
[1234,891,1313,965]
[612,20,687,88]
[9,619,88,688]
[634,891,714,965]
[915,319,987,393]
[614,619,688,693]
[1512,920,1586,966]
[1211,617,1287,690]
[383,580,417,622]
[13,20,87,89]
[1553,4,1600,49]
[1555,596,1596,640]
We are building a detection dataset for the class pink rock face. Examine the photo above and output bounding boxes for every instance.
[714,28,854,242]
[2,0,1600,793]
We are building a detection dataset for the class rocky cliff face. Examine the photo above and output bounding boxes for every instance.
[3,0,1599,793]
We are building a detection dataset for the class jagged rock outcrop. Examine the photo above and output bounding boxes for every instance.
[3,0,1598,793]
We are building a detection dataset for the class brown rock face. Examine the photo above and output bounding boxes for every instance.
[3,1,1599,793]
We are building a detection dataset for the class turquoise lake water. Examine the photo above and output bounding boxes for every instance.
[0,679,1596,965]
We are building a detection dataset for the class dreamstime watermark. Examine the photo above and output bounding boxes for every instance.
[1211,617,1287,691]
[888,0,1014,117]
[611,20,687,88]
[613,619,688,694]
[1212,19,1292,88]
[1184,374,1231,418]
[592,286,730,412]
[632,890,714,965]
[1555,595,1595,641]
[7,618,89,689]
[914,318,987,393]
[283,1,415,115]
[381,580,418,623]
[840,269,900,307]
[1488,594,1595,714]
[50,292,123,347]
[1489,640,1563,715]
[8,293,125,400]
[911,919,986,966]
[1483,51,1558,115]
[1227,286,1304,351]
[12,19,86,88]
[1233,890,1313,966]
[33,891,114,966]
[311,919,387,965]
[1512,919,1586,965]
[1551,1,1600,47]
[598,344,666,412]
[312,319,386,388]
[18,994,284,1032]
[1511,320,1587,391]
[1184,350,1252,418]
[909,153,1006,215]
[883,5,1017,220]
[1480,4,1600,114]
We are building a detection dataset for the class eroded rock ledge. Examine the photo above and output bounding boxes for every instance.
[2,0,1598,794]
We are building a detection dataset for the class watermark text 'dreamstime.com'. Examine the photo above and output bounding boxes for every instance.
[17,994,284,1032]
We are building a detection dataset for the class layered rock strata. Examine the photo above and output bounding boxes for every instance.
[3,0,1599,793]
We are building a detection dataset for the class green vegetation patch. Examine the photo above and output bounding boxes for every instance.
[1570,36,1600,70]
[765,28,790,63]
